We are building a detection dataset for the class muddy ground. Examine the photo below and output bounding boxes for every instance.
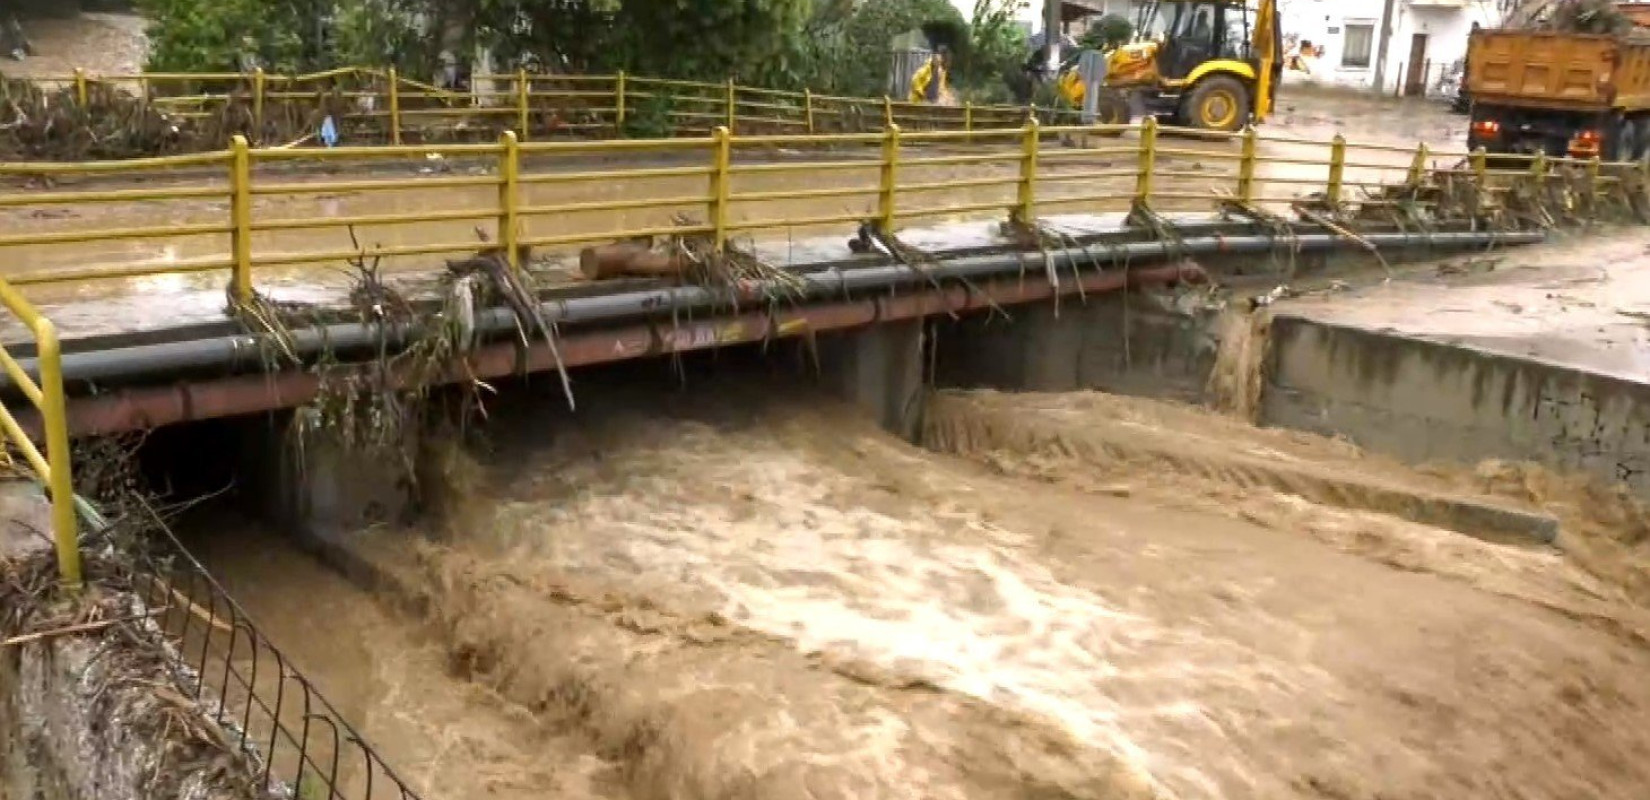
[1,12,147,81]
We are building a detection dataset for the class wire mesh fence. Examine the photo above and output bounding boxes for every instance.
[129,524,423,800]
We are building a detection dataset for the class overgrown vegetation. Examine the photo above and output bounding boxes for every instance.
[136,0,1037,102]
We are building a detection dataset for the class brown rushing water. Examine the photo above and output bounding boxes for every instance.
[183,361,1650,800]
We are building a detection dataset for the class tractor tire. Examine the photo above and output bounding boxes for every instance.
[1183,76,1250,133]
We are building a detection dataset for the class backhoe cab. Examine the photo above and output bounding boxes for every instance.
[1061,0,1280,132]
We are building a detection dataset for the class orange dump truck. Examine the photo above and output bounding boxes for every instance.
[1465,28,1650,161]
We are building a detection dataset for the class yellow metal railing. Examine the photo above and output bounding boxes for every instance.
[0,282,78,586]
[23,67,1052,147]
[3,118,1647,305]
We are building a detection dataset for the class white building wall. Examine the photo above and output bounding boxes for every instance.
[1281,0,1501,95]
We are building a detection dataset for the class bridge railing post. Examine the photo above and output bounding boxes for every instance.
[615,70,627,134]
[35,319,79,589]
[710,126,732,250]
[1017,117,1040,223]
[73,68,87,108]
[726,78,737,133]
[229,135,254,304]
[1471,145,1488,217]
[1135,116,1158,207]
[964,101,974,144]
[252,67,266,142]
[1237,125,1259,204]
[1408,142,1430,188]
[879,124,901,232]
[516,68,530,141]
[803,89,815,135]
[387,67,402,145]
[1327,134,1347,206]
[499,130,521,270]
[883,95,894,130]
[1587,154,1602,207]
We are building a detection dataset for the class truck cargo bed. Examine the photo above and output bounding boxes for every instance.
[1467,30,1650,112]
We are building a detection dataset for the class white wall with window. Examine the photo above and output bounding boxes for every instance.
[1279,0,1501,95]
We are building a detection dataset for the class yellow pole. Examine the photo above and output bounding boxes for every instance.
[1135,117,1158,206]
[1237,125,1259,204]
[1588,155,1602,206]
[1532,151,1548,183]
[615,70,627,133]
[883,95,893,129]
[517,68,530,141]
[252,67,266,141]
[73,68,88,107]
[726,78,737,133]
[499,131,521,270]
[1018,117,1040,223]
[229,136,254,304]
[387,66,402,145]
[804,89,815,135]
[964,101,974,144]
[35,321,79,589]
[1470,145,1488,216]
[1408,142,1430,187]
[1327,134,1347,205]
[711,126,732,250]
[879,124,901,232]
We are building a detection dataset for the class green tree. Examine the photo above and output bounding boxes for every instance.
[477,0,812,85]
[1079,13,1132,51]
[139,0,322,72]
[957,0,1028,101]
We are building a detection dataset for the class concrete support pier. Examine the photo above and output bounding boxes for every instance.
[817,320,926,440]
[246,414,418,544]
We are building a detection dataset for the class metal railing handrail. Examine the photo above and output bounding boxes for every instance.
[1,116,1646,304]
[0,280,77,586]
[16,66,1062,150]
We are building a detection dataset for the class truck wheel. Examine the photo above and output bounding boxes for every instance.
[1609,118,1636,162]
[1184,76,1250,132]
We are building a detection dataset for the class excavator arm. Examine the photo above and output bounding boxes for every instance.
[1253,0,1278,122]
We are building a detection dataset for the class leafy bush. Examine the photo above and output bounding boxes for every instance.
[1081,14,1133,51]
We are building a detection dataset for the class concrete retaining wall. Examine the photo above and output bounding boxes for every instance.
[0,486,256,800]
[1263,315,1650,496]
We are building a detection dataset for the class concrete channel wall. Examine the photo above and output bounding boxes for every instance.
[932,273,1650,504]
[1263,315,1650,496]
[0,485,256,800]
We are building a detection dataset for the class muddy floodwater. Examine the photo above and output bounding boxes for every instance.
[182,363,1650,800]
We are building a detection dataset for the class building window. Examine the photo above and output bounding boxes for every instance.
[1343,23,1374,68]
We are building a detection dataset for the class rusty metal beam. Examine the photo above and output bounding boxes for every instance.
[31,262,1203,437]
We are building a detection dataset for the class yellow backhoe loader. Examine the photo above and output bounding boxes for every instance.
[1060,0,1280,131]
